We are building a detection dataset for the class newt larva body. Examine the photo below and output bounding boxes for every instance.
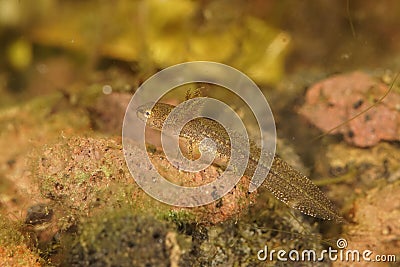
[137,102,343,222]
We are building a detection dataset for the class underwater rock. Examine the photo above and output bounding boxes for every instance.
[299,71,400,147]
[35,136,256,226]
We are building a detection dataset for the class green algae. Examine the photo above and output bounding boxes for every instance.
[0,215,42,266]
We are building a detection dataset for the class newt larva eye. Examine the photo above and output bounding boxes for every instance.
[144,110,152,118]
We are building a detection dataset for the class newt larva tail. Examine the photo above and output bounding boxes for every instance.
[264,156,343,222]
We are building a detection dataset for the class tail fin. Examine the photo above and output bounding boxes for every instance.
[264,156,344,223]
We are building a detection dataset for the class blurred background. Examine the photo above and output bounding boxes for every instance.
[1,0,399,105]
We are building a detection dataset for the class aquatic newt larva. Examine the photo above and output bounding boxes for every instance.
[136,102,344,223]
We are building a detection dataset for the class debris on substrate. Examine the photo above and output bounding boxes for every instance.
[299,71,400,147]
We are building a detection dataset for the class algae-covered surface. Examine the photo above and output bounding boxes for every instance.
[1,1,400,266]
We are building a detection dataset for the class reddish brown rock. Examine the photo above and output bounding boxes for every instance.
[35,136,256,226]
[299,71,400,147]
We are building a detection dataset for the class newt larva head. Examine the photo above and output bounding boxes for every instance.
[136,102,174,130]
